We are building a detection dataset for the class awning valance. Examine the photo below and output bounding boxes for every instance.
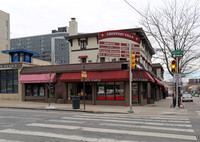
[132,70,155,83]
[19,73,57,83]
[60,70,129,82]
[153,77,163,86]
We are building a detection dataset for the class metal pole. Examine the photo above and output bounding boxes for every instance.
[175,57,179,109]
[83,65,86,110]
[129,42,133,113]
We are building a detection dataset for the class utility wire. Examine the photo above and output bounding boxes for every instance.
[124,0,145,17]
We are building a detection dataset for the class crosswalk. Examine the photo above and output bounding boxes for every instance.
[0,113,198,142]
[196,111,200,116]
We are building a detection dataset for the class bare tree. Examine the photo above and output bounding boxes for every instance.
[125,0,200,77]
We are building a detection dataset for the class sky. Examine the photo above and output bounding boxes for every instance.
[0,0,198,82]
[0,0,166,38]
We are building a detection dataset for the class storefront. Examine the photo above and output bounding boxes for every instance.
[19,62,165,106]
[19,73,57,102]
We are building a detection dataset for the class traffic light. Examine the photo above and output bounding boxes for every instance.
[131,54,136,69]
[171,60,177,73]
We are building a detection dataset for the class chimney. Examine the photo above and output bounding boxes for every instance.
[69,18,78,36]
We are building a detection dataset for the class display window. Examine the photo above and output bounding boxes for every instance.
[97,82,106,100]
[67,82,92,100]
[0,70,18,93]
[25,84,45,96]
[97,82,125,101]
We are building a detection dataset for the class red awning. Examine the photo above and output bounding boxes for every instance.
[19,73,57,83]
[132,70,155,83]
[153,77,163,86]
[78,56,88,58]
[60,70,129,82]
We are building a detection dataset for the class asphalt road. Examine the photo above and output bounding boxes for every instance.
[0,99,199,142]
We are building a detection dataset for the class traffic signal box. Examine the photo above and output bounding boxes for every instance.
[171,60,177,73]
[131,54,136,69]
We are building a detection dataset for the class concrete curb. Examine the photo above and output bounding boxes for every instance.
[0,106,129,114]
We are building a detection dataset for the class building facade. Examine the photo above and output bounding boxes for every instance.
[66,29,155,73]
[0,10,10,63]
[0,49,51,101]
[18,28,166,106]
[11,31,69,64]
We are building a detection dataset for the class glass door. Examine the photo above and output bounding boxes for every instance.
[132,82,139,103]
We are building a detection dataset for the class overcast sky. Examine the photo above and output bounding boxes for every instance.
[0,0,168,38]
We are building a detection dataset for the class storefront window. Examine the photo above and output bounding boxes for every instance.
[106,82,114,100]
[77,82,92,100]
[115,82,124,100]
[25,84,45,96]
[67,83,75,100]
[97,82,106,100]
[0,70,18,93]
[132,82,139,103]
[97,82,125,101]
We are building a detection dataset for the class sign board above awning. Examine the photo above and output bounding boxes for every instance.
[98,31,141,43]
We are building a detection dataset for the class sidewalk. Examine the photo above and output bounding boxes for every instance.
[0,97,187,115]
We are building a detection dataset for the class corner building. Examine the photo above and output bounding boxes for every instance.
[19,28,166,106]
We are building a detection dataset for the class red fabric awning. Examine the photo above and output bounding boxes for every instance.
[153,77,163,86]
[132,70,155,83]
[78,56,88,58]
[19,73,57,83]
[60,70,129,82]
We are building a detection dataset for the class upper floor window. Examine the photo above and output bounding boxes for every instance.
[100,57,105,63]
[80,40,87,49]
[81,58,86,63]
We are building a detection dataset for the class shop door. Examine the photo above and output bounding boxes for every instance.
[132,82,139,103]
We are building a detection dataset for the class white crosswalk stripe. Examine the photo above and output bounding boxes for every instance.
[25,123,197,140]
[196,111,200,116]
[0,113,197,141]
[0,139,23,142]
[0,129,138,142]
[61,116,192,127]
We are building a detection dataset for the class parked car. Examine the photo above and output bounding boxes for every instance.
[182,93,193,102]
[194,94,199,97]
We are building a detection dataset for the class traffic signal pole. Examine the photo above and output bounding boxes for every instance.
[128,42,133,113]
[175,57,179,109]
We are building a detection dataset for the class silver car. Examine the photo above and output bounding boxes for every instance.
[182,94,193,102]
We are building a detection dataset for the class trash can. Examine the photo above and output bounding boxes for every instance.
[72,96,80,109]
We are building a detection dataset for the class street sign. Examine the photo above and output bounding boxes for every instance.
[178,82,183,87]
[172,54,183,58]
[173,74,182,83]
[171,50,183,55]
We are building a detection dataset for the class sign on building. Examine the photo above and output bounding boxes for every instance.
[98,31,141,58]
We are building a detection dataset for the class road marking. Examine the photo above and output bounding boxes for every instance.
[100,123,194,133]
[61,117,192,127]
[0,139,23,142]
[81,114,189,120]
[49,119,84,124]
[26,123,197,141]
[196,111,200,116]
[0,128,137,142]
[74,115,191,123]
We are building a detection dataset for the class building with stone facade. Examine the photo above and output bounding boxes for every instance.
[0,10,10,63]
